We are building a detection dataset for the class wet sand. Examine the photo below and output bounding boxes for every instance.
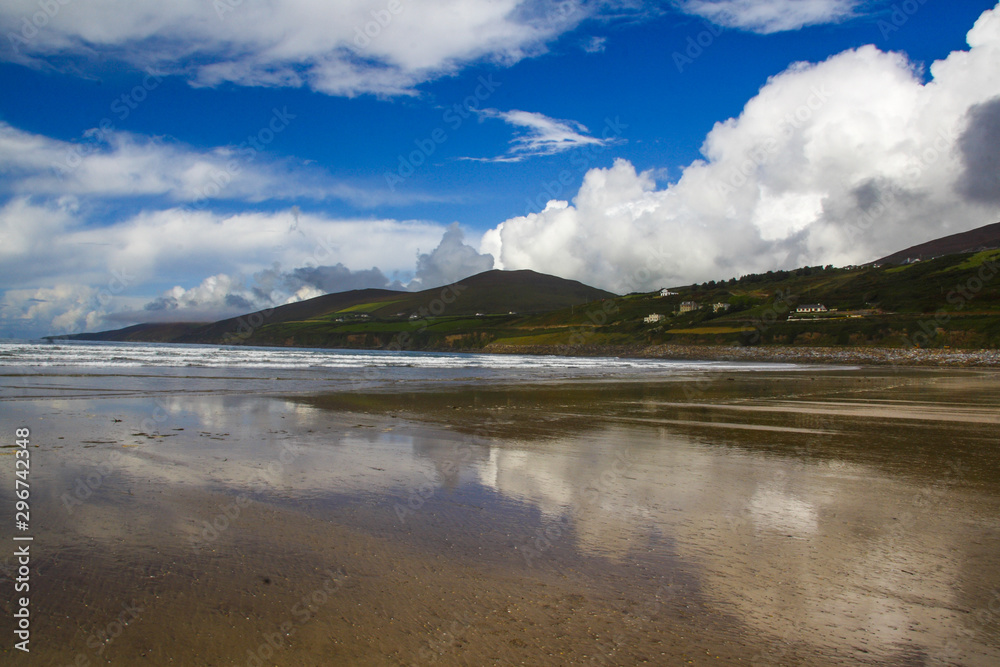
[2,367,1000,665]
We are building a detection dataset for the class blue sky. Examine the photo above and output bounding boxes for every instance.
[2,0,999,338]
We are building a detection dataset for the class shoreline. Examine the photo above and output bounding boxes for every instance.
[480,342,1000,367]
[24,336,1000,368]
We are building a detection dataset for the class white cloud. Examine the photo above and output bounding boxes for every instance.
[482,3,1000,292]
[0,197,444,289]
[410,222,495,289]
[679,0,861,33]
[0,197,489,335]
[583,35,608,52]
[0,284,117,338]
[0,0,595,97]
[469,109,609,162]
[0,121,413,208]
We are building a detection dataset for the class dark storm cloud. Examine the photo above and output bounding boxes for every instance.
[958,96,1000,204]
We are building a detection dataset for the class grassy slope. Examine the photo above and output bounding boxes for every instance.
[490,251,1000,350]
[52,322,205,343]
[57,254,1000,350]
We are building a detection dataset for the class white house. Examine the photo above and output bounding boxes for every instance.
[796,304,828,313]
[643,313,665,324]
[659,288,679,297]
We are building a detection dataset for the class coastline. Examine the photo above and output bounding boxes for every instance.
[481,342,1000,367]
[41,335,1000,368]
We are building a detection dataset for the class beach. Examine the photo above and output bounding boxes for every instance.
[1,346,999,665]
[483,343,1000,368]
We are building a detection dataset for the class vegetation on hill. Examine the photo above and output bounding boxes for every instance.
[874,221,1000,265]
[57,248,1000,351]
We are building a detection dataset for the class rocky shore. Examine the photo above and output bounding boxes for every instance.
[482,342,1000,367]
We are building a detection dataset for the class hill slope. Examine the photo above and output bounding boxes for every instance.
[874,221,1000,265]
[53,233,1000,352]
[61,269,616,345]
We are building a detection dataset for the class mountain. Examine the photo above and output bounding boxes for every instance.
[173,287,403,344]
[59,269,616,345]
[63,321,205,343]
[873,221,1000,265]
[52,230,1000,351]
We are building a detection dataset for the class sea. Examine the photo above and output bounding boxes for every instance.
[0,339,810,398]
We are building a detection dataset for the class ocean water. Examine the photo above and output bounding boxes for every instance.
[0,339,812,395]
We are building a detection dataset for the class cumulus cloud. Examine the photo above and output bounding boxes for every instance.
[114,225,488,326]
[0,197,445,336]
[957,96,1000,203]
[141,274,256,318]
[469,109,609,162]
[679,0,861,34]
[0,0,595,97]
[95,262,404,327]
[0,284,124,338]
[411,223,495,289]
[282,264,401,294]
[0,198,444,292]
[0,207,481,335]
[482,4,1000,292]
[0,121,410,207]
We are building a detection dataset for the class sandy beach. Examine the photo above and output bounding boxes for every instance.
[2,363,999,665]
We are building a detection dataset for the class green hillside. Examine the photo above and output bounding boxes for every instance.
[60,269,616,348]
[56,247,1000,352]
[496,250,1000,350]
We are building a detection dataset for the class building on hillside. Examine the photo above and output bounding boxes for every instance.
[678,301,700,313]
[659,288,679,297]
[796,304,828,313]
[643,313,665,324]
[712,302,730,313]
